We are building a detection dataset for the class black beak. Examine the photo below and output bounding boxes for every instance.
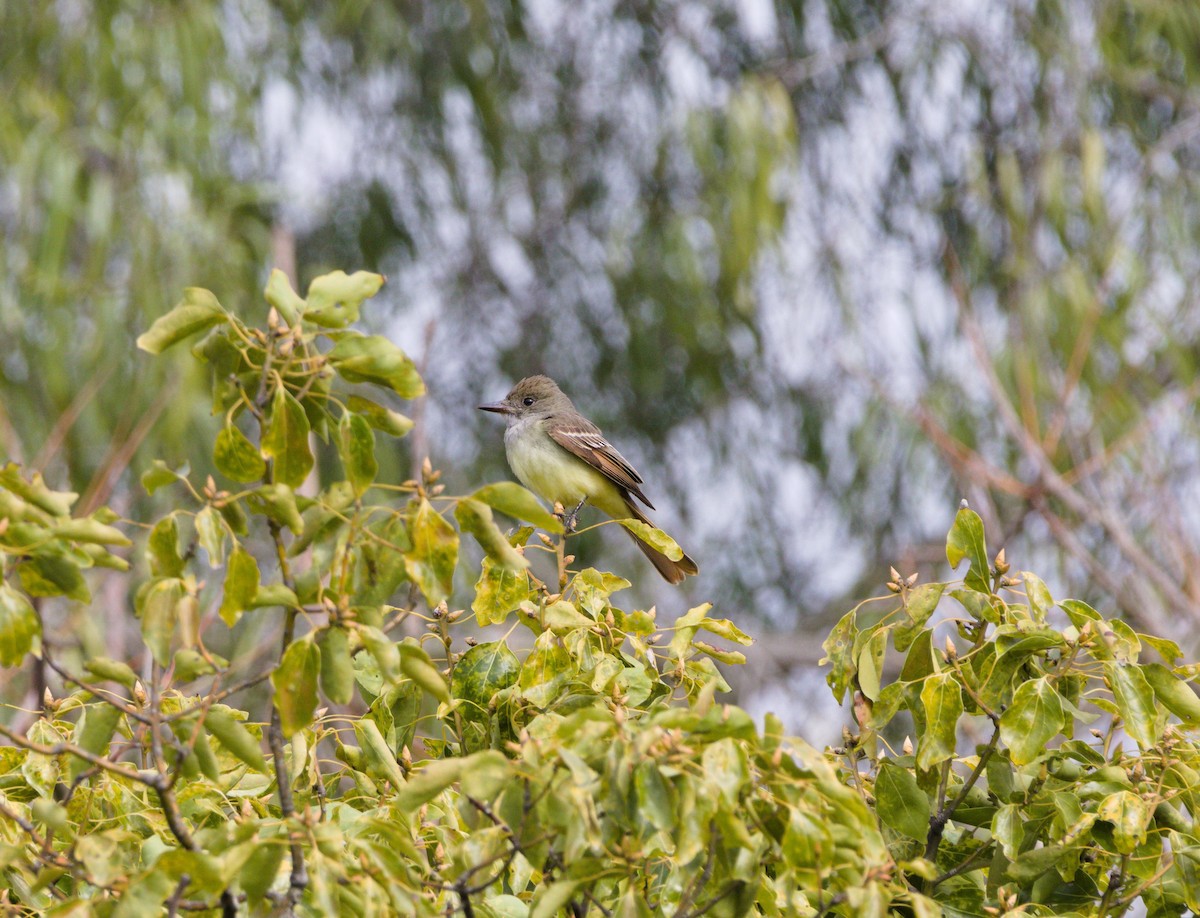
[478,401,514,415]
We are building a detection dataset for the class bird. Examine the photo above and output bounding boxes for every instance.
[479,375,698,584]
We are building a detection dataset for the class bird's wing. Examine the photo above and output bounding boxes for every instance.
[548,422,655,509]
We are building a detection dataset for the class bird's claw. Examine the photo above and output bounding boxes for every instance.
[560,498,586,534]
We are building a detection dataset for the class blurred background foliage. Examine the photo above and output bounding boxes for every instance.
[2,0,1199,675]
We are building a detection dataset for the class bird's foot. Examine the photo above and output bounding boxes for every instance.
[561,498,586,534]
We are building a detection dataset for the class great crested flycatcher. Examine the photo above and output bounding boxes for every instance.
[479,375,698,584]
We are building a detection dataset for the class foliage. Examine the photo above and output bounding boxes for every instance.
[2,277,1200,916]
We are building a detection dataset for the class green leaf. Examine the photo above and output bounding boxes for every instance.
[141,460,185,496]
[0,584,40,667]
[1059,598,1102,629]
[205,705,269,773]
[261,386,314,489]
[346,395,413,437]
[992,804,1025,859]
[459,749,512,801]
[194,505,226,569]
[173,648,224,682]
[1142,663,1200,724]
[18,552,90,602]
[338,411,378,497]
[357,625,401,683]
[214,424,266,483]
[1021,572,1055,621]
[875,763,931,840]
[821,608,858,704]
[452,641,521,717]
[271,637,321,737]
[519,635,571,708]
[69,704,122,782]
[1106,662,1160,750]
[895,583,945,651]
[403,498,458,605]
[54,517,131,547]
[147,516,184,577]
[136,287,227,354]
[239,839,288,907]
[470,481,564,534]
[617,518,684,561]
[856,628,887,702]
[530,881,583,918]
[472,556,534,627]
[141,578,184,666]
[916,673,963,770]
[396,757,466,812]
[0,466,74,517]
[1097,790,1149,854]
[398,640,450,703]
[250,583,299,609]
[1000,677,1065,765]
[455,498,529,570]
[945,507,990,593]
[219,547,260,627]
[318,626,355,705]
[248,484,304,534]
[635,760,676,831]
[328,334,425,398]
[83,657,138,688]
[264,268,305,325]
[354,717,405,787]
[303,270,385,327]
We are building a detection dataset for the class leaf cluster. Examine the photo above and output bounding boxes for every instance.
[1,276,1199,917]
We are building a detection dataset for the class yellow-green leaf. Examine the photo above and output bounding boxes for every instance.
[264,268,305,325]
[470,481,563,534]
[875,763,931,840]
[261,386,313,489]
[346,395,413,437]
[271,637,320,737]
[916,672,963,770]
[219,547,260,627]
[206,705,269,773]
[0,584,40,667]
[328,334,424,398]
[141,578,185,666]
[338,411,377,497]
[1107,661,1159,750]
[946,506,989,593]
[315,629,352,707]
[455,498,529,571]
[194,505,226,569]
[1000,676,1065,765]
[617,518,684,561]
[214,424,266,483]
[303,270,385,327]
[403,498,458,605]
[136,287,227,354]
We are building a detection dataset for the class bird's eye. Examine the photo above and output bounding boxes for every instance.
[522,397,535,406]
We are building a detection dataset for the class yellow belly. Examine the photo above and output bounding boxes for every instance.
[504,423,627,517]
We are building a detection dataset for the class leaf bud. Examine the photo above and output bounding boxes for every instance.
[903,736,914,755]
[994,548,1009,574]
[132,681,148,706]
